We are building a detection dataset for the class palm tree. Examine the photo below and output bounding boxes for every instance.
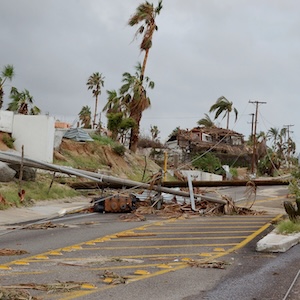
[103,90,122,114]
[0,64,15,109]
[197,113,215,128]
[119,63,154,152]
[86,72,105,129]
[8,87,40,115]
[128,0,163,82]
[209,96,238,129]
[78,105,92,128]
[150,125,160,141]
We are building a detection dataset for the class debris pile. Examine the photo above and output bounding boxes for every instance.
[0,248,28,256]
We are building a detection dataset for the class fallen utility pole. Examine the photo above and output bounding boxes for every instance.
[0,151,227,204]
[67,179,289,190]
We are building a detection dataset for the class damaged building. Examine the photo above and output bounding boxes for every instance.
[165,127,252,167]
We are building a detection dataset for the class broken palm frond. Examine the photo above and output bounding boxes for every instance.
[244,181,257,209]
[187,259,230,269]
[100,270,127,285]
[0,248,28,256]
[0,287,38,300]
[1,281,93,293]
[22,222,68,230]
[119,212,146,222]
[136,205,156,215]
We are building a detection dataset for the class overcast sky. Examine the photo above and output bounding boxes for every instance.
[1,0,300,149]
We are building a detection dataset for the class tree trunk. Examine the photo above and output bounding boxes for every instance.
[283,199,300,222]
[93,95,98,129]
[129,111,142,153]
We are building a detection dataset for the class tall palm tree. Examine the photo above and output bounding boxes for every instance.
[128,0,163,82]
[209,96,238,129]
[0,64,15,109]
[197,113,216,128]
[8,87,40,115]
[78,105,92,128]
[119,63,154,152]
[86,72,105,129]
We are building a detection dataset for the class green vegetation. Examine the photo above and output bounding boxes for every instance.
[0,173,79,210]
[2,133,15,148]
[276,219,300,234]
[192,152,225,176]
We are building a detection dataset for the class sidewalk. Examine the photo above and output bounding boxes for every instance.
[0,196,91,227]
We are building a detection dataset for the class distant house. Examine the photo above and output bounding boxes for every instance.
[165,127,251,165]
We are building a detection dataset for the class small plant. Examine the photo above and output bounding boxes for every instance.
[112,144,125,156]
[276,219,300,235]
[2,133,15,148]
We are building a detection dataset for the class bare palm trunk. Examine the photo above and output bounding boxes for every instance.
[141,49,149,81]
[93,95,98,129]
[226,111,230,129]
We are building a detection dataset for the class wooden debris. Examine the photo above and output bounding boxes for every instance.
[1,281,92,293]
[188,259,229,269]
[100,270,127,285]
[0,287,38,300]
[119,212,146,222]
[0,248,28,256]
[22,222,68,230]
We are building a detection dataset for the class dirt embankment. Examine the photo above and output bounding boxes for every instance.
[55,139,161,180]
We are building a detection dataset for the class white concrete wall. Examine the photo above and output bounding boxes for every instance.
[181,170,223,181]
[12,115,55,163]
[0,110,14,133]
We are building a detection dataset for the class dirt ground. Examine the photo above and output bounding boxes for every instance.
[0,132,11,151]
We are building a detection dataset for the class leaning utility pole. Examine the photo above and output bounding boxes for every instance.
[249,100,267,175]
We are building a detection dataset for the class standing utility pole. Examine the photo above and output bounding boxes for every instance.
[283,124,294,162]
[249,100,267,175]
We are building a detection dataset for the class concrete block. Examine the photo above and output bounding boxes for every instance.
[256,229,300,252]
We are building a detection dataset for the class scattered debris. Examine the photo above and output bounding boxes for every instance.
[0,248,29,256]
[0,287,38,300]
[22,222,68,230]
[188,259,230,269]
[100,270,127,285]
[1,281,93,293]
[119,212,146,222]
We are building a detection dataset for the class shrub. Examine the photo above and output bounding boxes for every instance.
[276,219,300,234]
[2,133,15,149]
[112,144,125,156]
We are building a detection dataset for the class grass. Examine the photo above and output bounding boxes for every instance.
[0,173,80,210]
[276,219,300,234]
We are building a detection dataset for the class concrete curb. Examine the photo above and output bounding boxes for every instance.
[256,229,300,252]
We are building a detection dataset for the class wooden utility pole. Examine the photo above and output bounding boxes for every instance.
[283,124,294,162]
[249,100,267,174]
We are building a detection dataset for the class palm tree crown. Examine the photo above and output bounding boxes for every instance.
[119,63,154,152]
[0,64,15,109]
[8,87,40,115]
[209,96,238,129]
[128,0,163,80]
[197,113,216,128]
[86,72,105,129]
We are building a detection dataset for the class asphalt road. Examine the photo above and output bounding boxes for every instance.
[0,184,298,300]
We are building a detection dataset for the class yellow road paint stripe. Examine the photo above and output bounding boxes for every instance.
[79,243,237,250]
[0,265,11,270]
[111,236,248,241]
[133,230,254,234]
[13,261,29,265]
